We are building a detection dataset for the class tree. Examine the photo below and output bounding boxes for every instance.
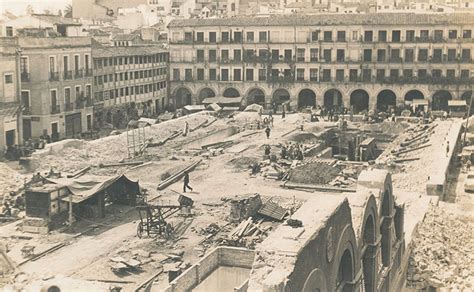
[26,5,34,15]
[64,4,73,18]
[58,9,62,17]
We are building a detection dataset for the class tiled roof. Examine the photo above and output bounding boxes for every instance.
[112,33,141,41]
[168,12,474,27]
[92,45,167,58]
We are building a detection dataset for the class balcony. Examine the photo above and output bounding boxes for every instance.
[65,102,74,111]
[268,76,294,83]
[74,69,83,78]
[64,70,73,80]
[51,104,60,114]
[49,72,59,81]
[21,72,30,82]
[85,69,93,76]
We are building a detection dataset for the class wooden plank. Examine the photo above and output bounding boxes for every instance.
[157,160,202,190]
[67,166,91,178]
[99,161,144,168]
[282,182,356,193]
[394,143,431,156]
[133,267,164,292]
[394,157,420,163]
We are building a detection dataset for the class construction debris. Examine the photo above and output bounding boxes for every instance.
[157,160,202,190]
[257,199,287,221]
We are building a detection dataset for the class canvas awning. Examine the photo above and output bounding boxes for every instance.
[410,99,429,106]
[183,105,206,112]
[202,96,243,105]
[206,103,222,112]
[244,104,263,113]
[448,100,467,107]
[46,174,139,204]
[221,106,240,111]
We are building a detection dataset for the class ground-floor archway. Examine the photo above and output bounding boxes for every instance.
[174,87,192,108]
[461,91,473,114]
[298,89,317,109]
[324,89,343,110]
[404,90,425,102]
[362,215,376,292]
[337,249,354,292]
[223,87,240,98]
[247,88,266,106]
[198,88,216,102]
[350,89,370,114]
[272,89,291,106]
[377,90,396,112]
[432,90,453,111]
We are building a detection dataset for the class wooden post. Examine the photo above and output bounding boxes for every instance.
[69,191,73,227]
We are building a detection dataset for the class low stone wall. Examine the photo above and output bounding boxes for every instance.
[183,126,240,150]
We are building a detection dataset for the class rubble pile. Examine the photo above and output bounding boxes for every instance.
[0,163,25,196]
[288,162,341,185]
[407,206,474,290]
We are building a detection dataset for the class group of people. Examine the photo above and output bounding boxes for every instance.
[281,142,305,161]
[1,192,25,217]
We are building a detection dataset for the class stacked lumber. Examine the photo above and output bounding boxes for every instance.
[228,218,267,241]
[157,160,202,190]
[148,131,181,147]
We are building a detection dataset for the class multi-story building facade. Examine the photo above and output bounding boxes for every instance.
[91,45,168,124]
[0,37,21,153]
[19,37,94,140]
[168,13,474,113]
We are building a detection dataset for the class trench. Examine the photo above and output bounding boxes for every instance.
[183,126,240,150]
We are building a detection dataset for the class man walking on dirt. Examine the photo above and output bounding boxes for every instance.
[183,171,193,193]
[265,126,271,139]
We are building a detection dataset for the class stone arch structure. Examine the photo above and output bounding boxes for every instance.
[461,91,473,113]
[432,90,452,111]
[324,89,343,109]
[272,88,291,106]
[222,87,241,98]
[298,89,317,109]
[198,87,216,102]
[332,224,358,292]
[302,268,328,292]
[376,89,397,112]
[350,89,370,113]
[404,89,425,102]
[246,87,266,106]
[174,87,193,108]
[381,189,393,267]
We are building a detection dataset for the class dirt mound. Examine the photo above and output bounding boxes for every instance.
[0,163,25,197]
[288,162,340,184]
[228,156,259,169]
[288,132,319,143]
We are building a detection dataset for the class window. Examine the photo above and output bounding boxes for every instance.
[378,30,387,42]
[272,49,279,61]
[221,49,229,61]
[4,74,13,84]
[197,50,204,62]
[185,69,192,80]
[377,49,386,62]
[446,69,455,79]
[221,32,229,42]
[337,31,346,42]
[20,57,29,74]
[462,49,471,61]
[244,49,254,61]
[221,69,229,81]
[323,49,332,63]
[259,49,268,60]
[6,26,13,36]
[336,49,345,62]
[448,30,458,39]
[311,31,320,42]
[363,49,372,62]
[310,49,318,62]
[209,69,217,80]
[296,69,304,81]
[403,69,413,78]
[284,49,292,61]
[184,32,192,41]
[362,69,371,82]
[390,49,400,61]
[376,69,385,81]
[418,49,428,61]
[234,31,242,43]
[209,32,216,43]
[433,49,442,62]
[234,69,241,81]
[392,30,401,42]
[21,91,30,110]
[209,50,217,62]
[297,48,305,62]
[322,69,331,82]
[246,69,254,81]
[349,69,358,82]
[310,69,318,81]
[364,31,373,42]
[390,69,399,79]
[420,30,429,40]
[258,31,267,43]
[234,49,241,61]
[461,70,470,79]
[173,69,180,80]
[448,49,457,61]
[336,69,344,81]
[323,31,332,42]
[352,31,358,41]
[50,89,58,107]
[406,30,415,42]
[405,49,414,62]
[434,30,443,41]
[463,30,472,39]
[196,32,204,42]
[418,69,427,79]
[197,68,204,80]
[247,32,254,42]
[432,69,442,78]
[258,69,266,81]
[86,85,91,98]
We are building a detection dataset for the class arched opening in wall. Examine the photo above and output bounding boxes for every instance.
[461,91,474,114]
[272,89,291,108]
[298,89,317,109]
[432,90,452,111]
[324,89,343,110]
[362,215,376,292]
[381,190,391,267]
[247,88,266,106]
[394,205,404,241]
[336,249,354,292]
[223,87,240,98]
[198,88,216,103]
[350,89,370,114]
[174,87,192,108]
[376,90,397,112]
[404,90,425,102]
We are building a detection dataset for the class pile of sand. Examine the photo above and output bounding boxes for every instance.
[0,163,25,197]
[288,162,340,185]
[228,156,260,170]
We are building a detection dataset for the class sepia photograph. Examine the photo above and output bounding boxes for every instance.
[0,0,473,291]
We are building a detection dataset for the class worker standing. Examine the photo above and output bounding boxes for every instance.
[265,126,271,139]
[467,159,471,172]
[183,171,193,193]
[446,141,450,157]
[183,121,189,137]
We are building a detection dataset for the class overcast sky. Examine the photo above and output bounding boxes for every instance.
[1,0,72,16]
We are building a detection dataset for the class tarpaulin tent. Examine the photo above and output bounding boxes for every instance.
[244,104,263,114]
